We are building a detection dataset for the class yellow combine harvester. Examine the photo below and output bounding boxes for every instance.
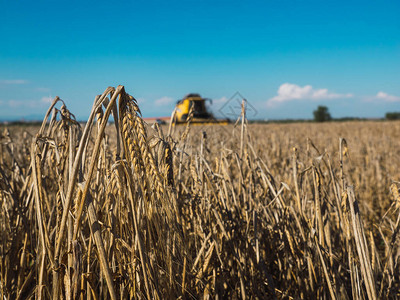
[174,93,229,124]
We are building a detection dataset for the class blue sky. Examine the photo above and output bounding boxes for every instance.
[1,0,399,120]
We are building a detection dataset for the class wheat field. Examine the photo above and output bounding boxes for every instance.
[1,86,400,299]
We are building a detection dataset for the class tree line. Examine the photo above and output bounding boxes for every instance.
[312,106,400,122]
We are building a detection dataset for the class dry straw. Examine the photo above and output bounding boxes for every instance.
[1,85,400,299]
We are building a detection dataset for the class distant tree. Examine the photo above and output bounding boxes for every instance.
[313,106,332,122]
[385,112,400,120]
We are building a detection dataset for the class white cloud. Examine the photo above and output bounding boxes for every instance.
[0,79,28,85]
[136,97,146,105]
[41,96,53,104]
[154,96,174,106]
[375,91,400,102]
[7,100,24,108]
[213,96,228,107]
[6,97,53,108]
[267,83,353,106]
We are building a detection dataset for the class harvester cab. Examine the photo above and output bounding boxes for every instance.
[174,93,228,124]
